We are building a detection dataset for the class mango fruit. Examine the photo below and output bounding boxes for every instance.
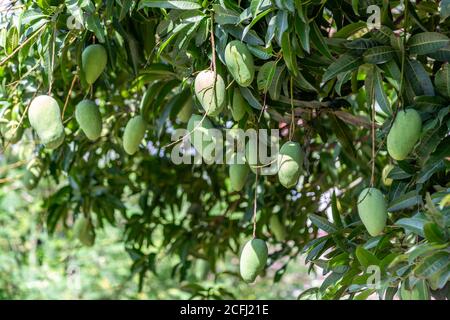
[177,96,194,123]
[231,88,248,121]
[73,216,95,247]
[224,40,255,87]
[229,153,249,192]
[194,70,226,116]
[278,141,303,188]
[82,44,107,85]
[0,119,24,144]
[123,115,146,155]
[269,215,286,242]
[28,95,65,149]
[75,100,102,140]
[386,109,422,161]
[357,188,387,236]
[382,164,394,186]
[399,280,430,300]
[239,238,268,283]
[187,114,216,163]
[22,158,44,190]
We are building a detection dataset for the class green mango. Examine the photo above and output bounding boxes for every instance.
[194,70,226,116]
[187,114,216,163]
[73,216,95,247]
[357,188,387,236]
[382,164,394,186]
[82,44,107,85]
[224,40,255,87]
[278,141,303,188]
[28,95,65,149]
[231,88,248,121]
[399,280,430,300]
[0,119,24,144]
[239,238,268,283]
[123,115,147,155]
[387,109,422,161]
[75,100,102,140]
[229,153,249,192]
[177,96,194,123]
[269,215,286,242]
[22,158,44,190]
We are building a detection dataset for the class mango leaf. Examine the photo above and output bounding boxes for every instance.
[355,246,380,268]
[388,191,422,212]
[371,26,394,45]
[363,46,396,64]
[434,64,450,98]
[423,222,447,243]
[138,0,202,10]
[405,59,435,96]
[417,160,446,184]
[212,4,240,25]
[269,65,285,100]
[322,53,363,83]
[414,252,450,278]
[333,22,367,39]
[408,32,450,55]
[310,21,333,60]
[308,214,338,234]
[281,32,298,77]
[395,217,427,237]
[239,87,262,110]
[441,0,450,20]
[275,10,288,45]
[257,61,277,93]
[294,15,310,53]
[242,8,275,41]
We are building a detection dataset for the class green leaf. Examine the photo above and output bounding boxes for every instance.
[239,87,262,110]
[294,15,310,53]
[388,191,422,212]
[269,65,285,100]
[331,191,343,228]
[371,26,394,45]
[417,160,446,184]
[213,4,240,25]
[308,214,338,234]
[435,64,450,98]
[310,21,333,60]
[242,8,275,41]
[322,53,362,83]
[395,217,427,237]
[441,0,450,20]
[408,32,450,55]
[405,59,435,96]
[414,252,450,278]
[333,22,367,39]
[138,0,202,10]
[281,32,298,77]
[363,46,396,64]
[355,246,380,268]
[423,222,447,243]
[257,61,277,93]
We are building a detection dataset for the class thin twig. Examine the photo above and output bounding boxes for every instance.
[62,74,78,120]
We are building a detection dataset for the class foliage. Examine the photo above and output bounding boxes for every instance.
[0,0,449,299]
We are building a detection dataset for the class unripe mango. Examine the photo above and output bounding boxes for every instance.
[73,216,95,247]
[269,215,286,242]
[231,88,248,121]
[177,96,193,123]
[22,158,44,190]
[187,114,216,163]
[239,238,268,283]
[123,115,146,155]
[387,109,422,161]
[278,141,303,188]
[82,44,107,85]
[382,164,394,186]
[0,119,24,144]
[229,153,249,192]
[224,40,255,87]
[75,100,102,140]
[357,188,387,236]
[194,70,226,116]
[399,280,430,300]
[28,95,65,149]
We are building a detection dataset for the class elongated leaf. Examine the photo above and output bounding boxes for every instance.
[355,246,379,268]
[395,217,427,237]
[281,32,298,77]
[435,64,450,98]
[408,32,450,55]
[405,59,435,96]
[269,65,285,100]
[333,22,367,39]
[138,0,202,10]
[414,252,450,278]
[308,214,338,234]
[310,21,333,60]
[388,191,422,212]
[323,53,363,84]
[441,0,450,20]
[363,46,396,64]
[239,87,262,110]
[213,4,240,25]
[257,61,277,93]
